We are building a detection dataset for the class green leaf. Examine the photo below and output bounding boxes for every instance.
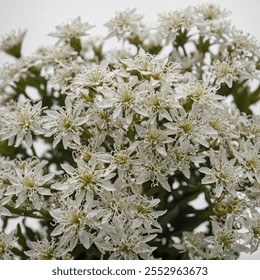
[11,247,24,258]
[1,216,9,230]
[159,205,180,228]
[22,219,38,241]
[196,36,210,53]
[70,37,81,53]
[16,224,27,248]
[249,86,260,104]
[174,29,188,48]
[127,126,135,141]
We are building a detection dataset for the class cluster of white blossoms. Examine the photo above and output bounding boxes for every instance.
[0,4,260,260]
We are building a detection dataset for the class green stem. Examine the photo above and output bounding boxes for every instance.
[5,205,52,220]
[30,143,38,157]
[181,45,188,57]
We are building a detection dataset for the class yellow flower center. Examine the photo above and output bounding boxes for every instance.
[115,153,129,166]
[61,117,73,130]
[137,202,151,215]
[41,248,54,260]
[79,172,94,187]
[23,176,36,190]
[181,122,192,134]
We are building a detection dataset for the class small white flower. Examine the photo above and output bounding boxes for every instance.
[134,150,171,191]
[0,60,29,85]
[0,230,17,260]
[49,17,94,41]
[175,78,223,107]
[232,140,260,183]
[212,59,238,88]
[168,140,205,179]
[135,123,173,157]
[237,58,260,80]
[0,99,44,147]
[73,63,112,90]
[99,76,147,124]
[98,186,131,223]
[241,114,260,140]
[165,105,216,148]
[104,9,144,40]
[240,211,260,253]
[230,29,260,56]
[6,158,55,210]
[174,232,207,259]
[25,237,73,260]
[50,194,98,251]
[199,146,241,197]
[196,4,231,23]
[0,157,16,216]
[44,45,77,66]
[131,195,166,231]
[143,84,180,123]
[43,97,86,149]
[55,157,116,198]
[50,65,78,93]
[95,221,157,260]
[158,7,195,43]
[206,215,248,259]
[122,49,180,83]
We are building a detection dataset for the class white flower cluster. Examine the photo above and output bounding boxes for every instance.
[0,4,260,260]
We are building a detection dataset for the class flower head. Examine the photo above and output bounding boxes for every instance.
[49,17,94,41]
[0,99,44,147]
[6,158,56,210]
[95,221,157,260]
[0,29,26,58]
[104,9,144,40]
[199,146,241,197]
[43,97,86,149]
[50,193,98,251]
[206,215,247,259]
[25,238,73,260]
[0,231,17,260]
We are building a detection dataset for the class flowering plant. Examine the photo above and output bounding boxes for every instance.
[0,4,260,260]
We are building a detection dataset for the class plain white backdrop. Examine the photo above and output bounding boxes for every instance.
[0,0,259,260]
[0,0,260,62]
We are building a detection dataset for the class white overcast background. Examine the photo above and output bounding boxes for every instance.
[0,0,259,260]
